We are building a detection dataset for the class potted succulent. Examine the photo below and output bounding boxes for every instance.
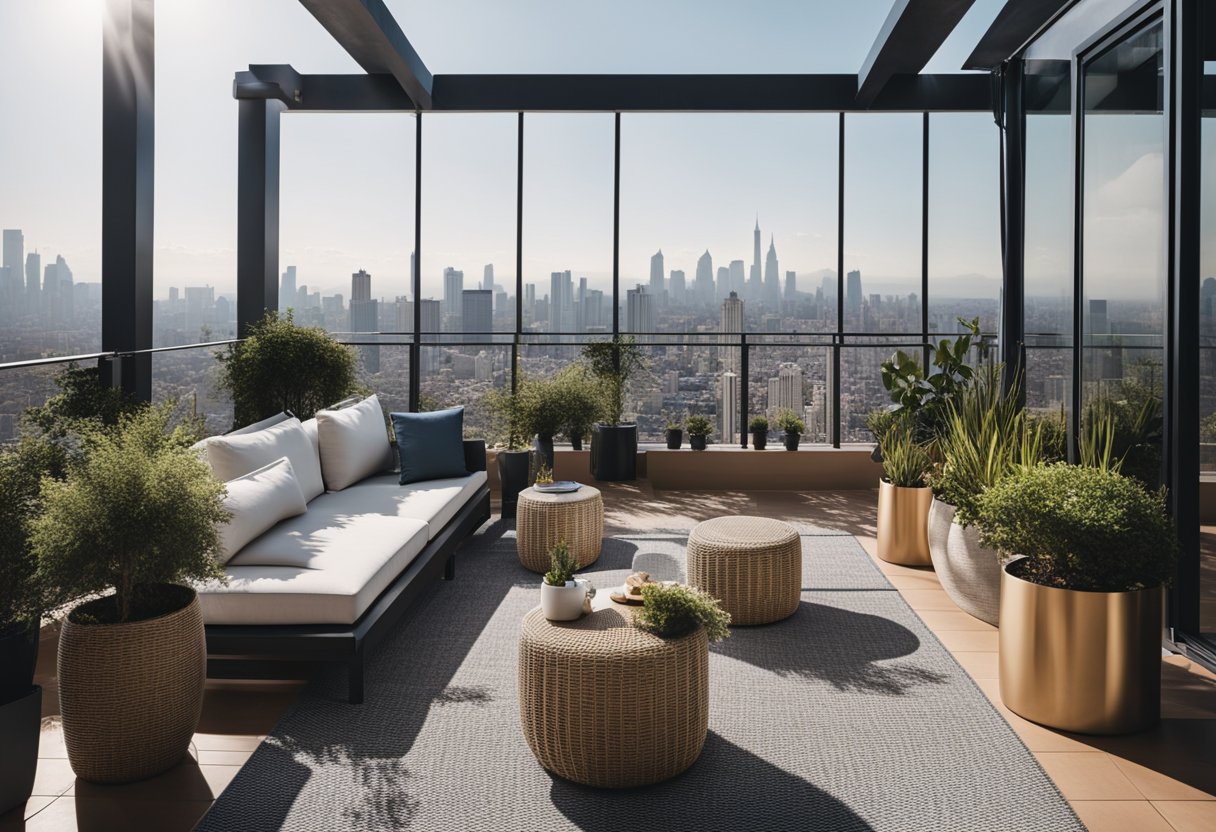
[541,541,593,621]
[32,404,229,783]
[749,416,769,450]
[976,463,1177,734]
[583,337,648,481]
[775,409,805,451]
[665,416,683,450]
[686,414,712,451]
[875,418,933,566]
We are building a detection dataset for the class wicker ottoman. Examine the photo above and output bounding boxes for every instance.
[518,606,709,788]
[687,516,801,625]
[516,485,603,573]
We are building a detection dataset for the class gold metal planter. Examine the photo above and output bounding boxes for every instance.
[876,479,932,566]
[999,564,1162,735]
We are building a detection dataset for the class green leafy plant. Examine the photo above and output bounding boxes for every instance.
[580,336,648,426]
[634,583,731,642]
[878,418,932,488]
[775,409,805,435]
[554,366,603,444]
[0,437,69,632]
[519,375,568,440]
[215,310,359,428]
[543,540,578,587]
[23,364,142,439]
[1080,378,1162,488]
[665,413,684,431]
[33,405,229,624]
[878,317,981,443]
[748,416,769,433]
[685,414,713,437]
[975,463,1177,592]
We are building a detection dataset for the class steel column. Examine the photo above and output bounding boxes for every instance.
[1000,59,1027,399]
[612,113,621,339]
[740,333,749,448]
[409,113,422,411]
[834,114,845,448]
[236,98,284,338]
[922,112,931,371]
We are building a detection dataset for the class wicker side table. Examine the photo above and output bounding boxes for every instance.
[516,485,603,573]
[518,605,709,788]
[686,516,802,625]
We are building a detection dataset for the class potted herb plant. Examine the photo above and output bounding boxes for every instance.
[976,463,1177,734]
[665,416,683,450]
[686,414,712,451]
[541,541,593,621]
[582,336,648,481]
[749,416,769,450]
[775,409,805,451]
[875,418,933,566]
[33,405,229,783]
[485,380,533,520]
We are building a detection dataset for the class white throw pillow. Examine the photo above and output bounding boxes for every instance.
[316,394,392,491]
[217,457,308,564]
[203,417,325,502]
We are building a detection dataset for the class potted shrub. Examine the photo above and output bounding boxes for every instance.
[749,416,769,450]
[33,405,229,783]
[878,317,981,448]
[665,416,683,450]
[686,414,712,451]
[541,541,593,621]
[485,381,533,520]
[875,419,933,566]
[775,409,805,451]
[633,583,731,642]
[976,463,1177,734]
[215,310,360,428]
[555,366,602,452]
[582,337,648,481]
[523,376,567,475]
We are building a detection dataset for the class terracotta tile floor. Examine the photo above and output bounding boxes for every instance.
[3,484,1213,832]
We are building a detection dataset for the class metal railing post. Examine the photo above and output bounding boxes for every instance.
[739,333,749,448]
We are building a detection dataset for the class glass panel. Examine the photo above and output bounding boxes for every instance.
[619,114,839,337]
[843,114,923,334]
[523,115,614,338]
[1081,19,1165,488]
[747,343,833,446]
[1199,47,1216,635]
[839,345,902,443]
[419,344,511,439]
[421,115,518,339]
[0,365,63,442]
[152,348,233,438]
[0,2,102,359]
[928,113,1001,335]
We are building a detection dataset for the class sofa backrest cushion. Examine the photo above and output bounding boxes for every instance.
[217,456,308,564]
[390,406,469,485]
[202,416,325,502]
[316,394,392,491]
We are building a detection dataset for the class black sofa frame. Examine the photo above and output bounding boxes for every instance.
[204,440,490,704]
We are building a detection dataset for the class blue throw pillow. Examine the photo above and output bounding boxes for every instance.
[390,407,468,485]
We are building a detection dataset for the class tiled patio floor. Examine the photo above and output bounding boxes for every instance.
[5,485,1214,832]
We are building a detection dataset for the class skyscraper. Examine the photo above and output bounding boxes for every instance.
[785,270,797,300]
[351,269,371,302]
[350,269,379,372]
[764,235,780,307]
[729,260,745,298]
[462,289,493,344]
[626,284,654,334]
[419,298,441,373]
[2,230,22,307]
[767,362,804,419]
[695,250,714,304]
[719,291,744,373]
[443,267,464,329]
[716,266,731,300]
[280,266,297,313]
[25,251,41,313]
[483,263,494,291]
[720,371,739,447]
[649,250,665,299]
[550,270,573,337]
[749,218,762,301]
[845,270,863,316]
[669,268,686,304]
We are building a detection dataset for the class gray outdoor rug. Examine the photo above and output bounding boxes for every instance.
[196,523,1085,832]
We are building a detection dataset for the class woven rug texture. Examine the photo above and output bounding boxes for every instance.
[196,522,1084,832]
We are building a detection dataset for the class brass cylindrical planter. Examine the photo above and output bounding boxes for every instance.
[876,479,932,566]
[999,563,1162,735]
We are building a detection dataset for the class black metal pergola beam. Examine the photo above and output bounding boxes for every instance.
[261,72,991,113]
[297,0,432,109]
[964,0,1074,70]
[856,0,978,107]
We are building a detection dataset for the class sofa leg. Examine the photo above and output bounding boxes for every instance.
[443,554,456,581]
[348,652,365,705]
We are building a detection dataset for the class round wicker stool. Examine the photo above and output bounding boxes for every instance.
[518,606,709,788]
[687,516,802,625]
[516,485,603,573]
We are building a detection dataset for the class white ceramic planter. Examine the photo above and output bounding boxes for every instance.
[541,579,592,621]
[927,499,1003,626]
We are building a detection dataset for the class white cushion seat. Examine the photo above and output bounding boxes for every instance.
[325,470,488,541]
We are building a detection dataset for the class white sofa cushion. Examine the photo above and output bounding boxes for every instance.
[310,470,487,540]
[217,457,307,565]
[316,395,391,491]
[201,417,325,502]
[198,512,429,626]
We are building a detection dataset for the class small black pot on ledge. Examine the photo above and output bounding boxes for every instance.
[665,428,683,450]
[784,432,801,451]
[689,434,708,451]
[751,431,768,450]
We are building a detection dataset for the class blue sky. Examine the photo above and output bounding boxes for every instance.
[2,0,1020,303]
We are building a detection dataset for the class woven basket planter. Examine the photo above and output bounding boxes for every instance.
[927,499,1003,626]
[519,606,709,788]
[58,585,206,783]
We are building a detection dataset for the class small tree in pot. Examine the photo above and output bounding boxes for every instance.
[555,366,602,452]
[775,409,805,451]
[749,416,769,450]
[664,415,683,449]
[686,414,713,451]
[485,378,533,520]
[33,405,229,783]
[522,376,567,476]
[582,337,649,481]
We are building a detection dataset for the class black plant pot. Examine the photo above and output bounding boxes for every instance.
[0,684,41,816]
[751,431,768,450]
[533,434,555,472]
[665,428,683,450]
[784,432,801,451]
[571,434,583,451]
[498,449,532,520]
[690,434,708,451]
[591,424,637,481]
[0,622,39,707]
